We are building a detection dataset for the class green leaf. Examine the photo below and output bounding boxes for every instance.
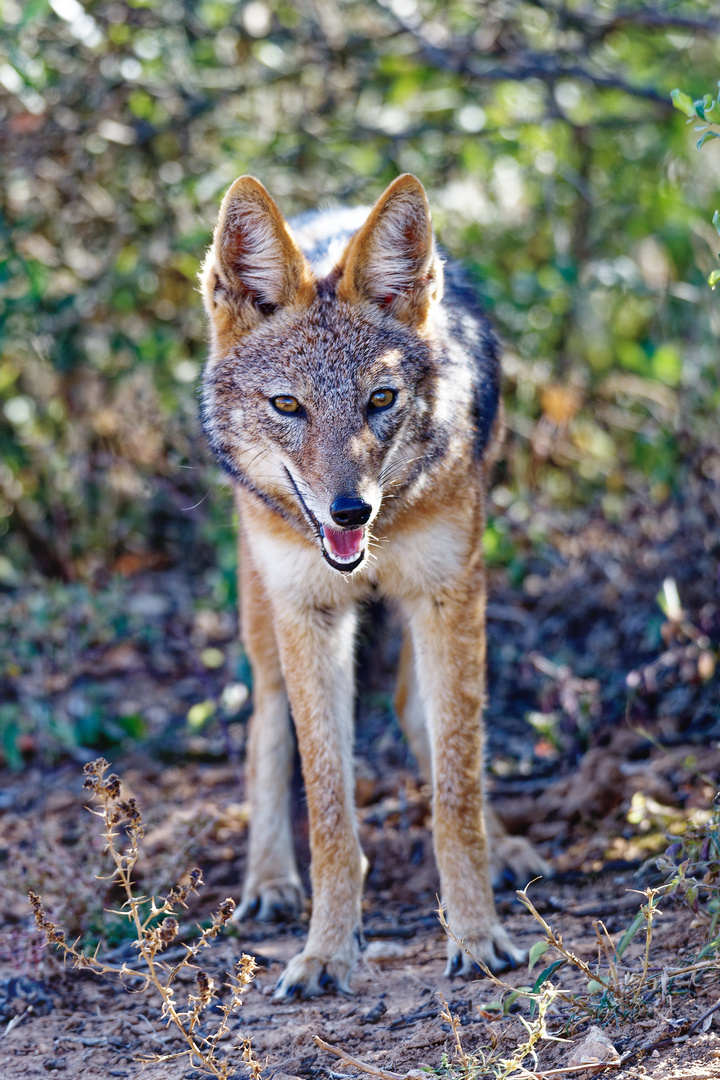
[697,131,719,149]
[708,270,720,289]
[615,910,646,959]
[671,89,696,118]
[19,0,47,28]
[528,940,550,972]
[117,712,146,739]
[713,210,720,237]
[187,699,216,728]
[529,959,566,1015]
[652,344,682,387]
[587,979,605,995]
[697,935,720,960]
[503,988,530,1014]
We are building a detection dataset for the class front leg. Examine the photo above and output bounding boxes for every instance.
[236,524,303,922]
[404,569,525,976]
[272,601,364,998]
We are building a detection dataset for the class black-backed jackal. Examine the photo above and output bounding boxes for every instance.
[200,174,548,998]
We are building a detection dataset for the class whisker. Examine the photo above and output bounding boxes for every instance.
[241,448,271,473]
[181,489,213,511]
[381,451,423,473]
[379,453,424,487]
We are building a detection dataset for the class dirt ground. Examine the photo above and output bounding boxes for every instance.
[1,473,720,1079]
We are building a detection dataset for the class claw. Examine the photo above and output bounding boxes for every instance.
[496,949,518,971]
[264,900,284,922]
[240,897,260,920]
[319,970,336,991]
[237,880,304,924]
[274,976,304,1000]
[498,867,517,890]
[447,952,463,977]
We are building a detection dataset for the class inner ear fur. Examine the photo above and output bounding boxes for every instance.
[200,176,313,333]
[337,174,443,325]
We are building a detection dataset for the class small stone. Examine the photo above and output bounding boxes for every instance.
[364,940,406,963]
[44,1059,67,1072]
[567,1026,620,1067]
[361,1001,388,1024]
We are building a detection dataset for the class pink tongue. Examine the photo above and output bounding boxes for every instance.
[325,526,363,558]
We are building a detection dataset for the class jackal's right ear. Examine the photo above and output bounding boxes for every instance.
[200,176,312,339]
[337,174,443,327]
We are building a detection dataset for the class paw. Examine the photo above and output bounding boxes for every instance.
[236,877,304,922]
[489,834,552,891]
[272,943,358,999]
[445,924,526,978]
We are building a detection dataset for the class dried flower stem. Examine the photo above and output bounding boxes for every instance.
[30,758,260,1080]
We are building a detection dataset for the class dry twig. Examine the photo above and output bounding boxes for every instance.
[29,758,259,1079]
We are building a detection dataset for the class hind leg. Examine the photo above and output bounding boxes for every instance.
[236,520,303,921]
[394,630,432,780]
[395,626,549,891]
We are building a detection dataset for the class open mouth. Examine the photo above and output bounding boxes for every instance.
[284,469,368,574]
[320,524,366,573]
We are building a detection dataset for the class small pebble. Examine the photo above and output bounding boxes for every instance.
[361,1000,388,1024]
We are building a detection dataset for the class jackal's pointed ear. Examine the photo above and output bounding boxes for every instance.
[337,174,443,326]
[201,176,313,339]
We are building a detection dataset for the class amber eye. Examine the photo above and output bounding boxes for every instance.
[272,395,301,414]
[369,388,396,411]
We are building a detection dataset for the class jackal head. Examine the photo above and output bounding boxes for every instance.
[200,174,447,573]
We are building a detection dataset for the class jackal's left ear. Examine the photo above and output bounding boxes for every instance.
[337,174,443,326]
[201,176,312,338]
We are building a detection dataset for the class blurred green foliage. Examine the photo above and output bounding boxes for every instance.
[0,579,155,767]
[1,0,719,583]
[672,80,720,285]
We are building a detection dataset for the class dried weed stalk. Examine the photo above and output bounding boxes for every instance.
[438,985,559,1080]
[317,977,559,1080]
[29,757,259,1080]
[658,789,720,954]
[514,882,716,1024]
[441,879,718,1035]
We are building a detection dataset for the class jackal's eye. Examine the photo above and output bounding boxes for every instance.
[368,388,396,411]
[271,395,301,415]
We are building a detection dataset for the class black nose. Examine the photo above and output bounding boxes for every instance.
[330,496,372,528]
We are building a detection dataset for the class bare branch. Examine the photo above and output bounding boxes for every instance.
[376,0,677,107]
[314,1036,408,1080]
